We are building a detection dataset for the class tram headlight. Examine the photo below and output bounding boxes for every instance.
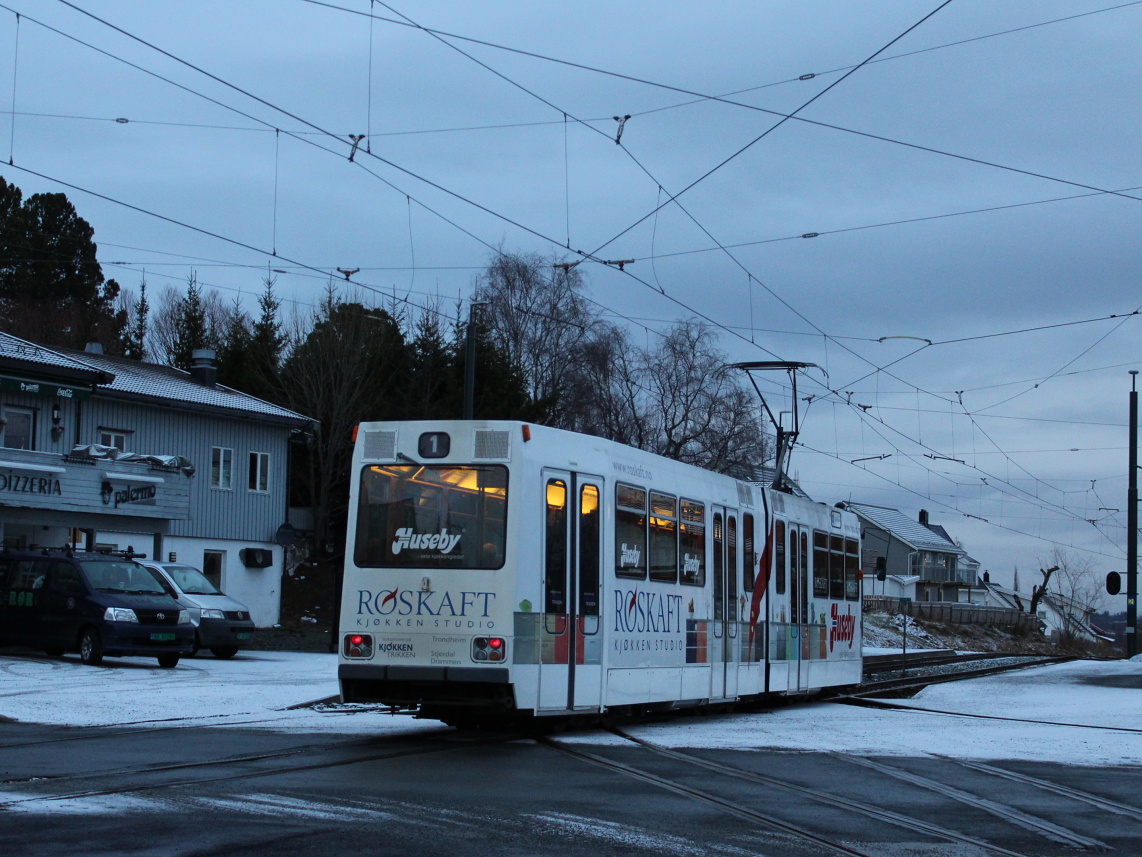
[343,633,374,659]
[472,636,506,662]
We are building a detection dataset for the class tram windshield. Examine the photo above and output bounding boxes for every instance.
[354,464,508,569]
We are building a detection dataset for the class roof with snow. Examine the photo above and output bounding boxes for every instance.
[840,502,965,554]
[0,332,310,426]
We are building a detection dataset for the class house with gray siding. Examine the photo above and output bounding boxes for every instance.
[837,503,981,603]
[0,333,312,626]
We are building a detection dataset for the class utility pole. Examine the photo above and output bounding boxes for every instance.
[1128,371,1138,657]
[462,301,487,420]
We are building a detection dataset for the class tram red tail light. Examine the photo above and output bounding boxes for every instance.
[472,636,507,662]
[343,633,373,659]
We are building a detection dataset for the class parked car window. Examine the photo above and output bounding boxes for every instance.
[79,561,166,594]
[160,565,222,596]
[49,561,84,594]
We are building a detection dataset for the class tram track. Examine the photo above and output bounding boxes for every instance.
[0,728,509,810]
[855,655,1071,696]
[542,725,1131,856]
[541,734,879,857]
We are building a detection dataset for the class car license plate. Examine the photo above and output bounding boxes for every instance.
[237,633,252,640]
[151,633,176,641]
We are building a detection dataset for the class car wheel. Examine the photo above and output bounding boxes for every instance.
[210,647,239,659]
[157,653,180,669]
[79,628,104,666]
[189,631,201,657]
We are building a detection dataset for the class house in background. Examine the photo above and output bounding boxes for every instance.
[838,503,980,603]
[0,333,313,626]
[978,578,1111,645]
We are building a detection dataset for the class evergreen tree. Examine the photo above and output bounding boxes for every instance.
[215,297,253,391]
[170,274,210,370]
[0,176,125,349]
[118,280,149,360]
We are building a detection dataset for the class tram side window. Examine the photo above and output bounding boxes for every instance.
[579,485,601,615]
[615,483,648,579]
[713,513,724,620]
[774,520,785,595]
[679,499,705,586]
[727,515,738,621]
[812,531,829,598]
[799,531,809,622]
[742,513,755,591]
[845,538,860,601]
[649,491,678,583]
[545,479,568,613]
[830,534,845,600]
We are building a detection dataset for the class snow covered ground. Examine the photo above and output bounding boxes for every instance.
[1,650,1139,767]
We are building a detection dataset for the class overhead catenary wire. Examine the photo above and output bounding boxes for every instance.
[15,0,1132,557]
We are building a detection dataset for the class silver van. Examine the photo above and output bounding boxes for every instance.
[140,562,255,658]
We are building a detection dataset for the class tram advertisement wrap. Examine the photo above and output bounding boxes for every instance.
[611,588,685,659]
[352,588,498,631]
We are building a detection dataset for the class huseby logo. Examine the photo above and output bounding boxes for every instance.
[392,527,461,554]
[829,603,856,651]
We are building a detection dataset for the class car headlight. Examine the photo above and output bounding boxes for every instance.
[104,607,138,623]
[200,608,225,619]
[178,610,190,624]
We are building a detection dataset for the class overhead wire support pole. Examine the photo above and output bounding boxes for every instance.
[463,301,487,420]
[1128,371,1138,658]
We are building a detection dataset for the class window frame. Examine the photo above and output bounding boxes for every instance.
[679,498,706,587]
[648,490,678,584]
[211,446,234,490]
[248,451,270,493]
[1,406,35,450]
[98,427,132,451]
[615,482,648,580]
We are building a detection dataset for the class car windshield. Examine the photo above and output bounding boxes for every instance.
[161,565,221,595]
[80,560,167,595]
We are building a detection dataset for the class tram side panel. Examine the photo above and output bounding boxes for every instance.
[764,492,862,694]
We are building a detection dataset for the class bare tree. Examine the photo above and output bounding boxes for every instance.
[1032,548,1101,645]
[567,318,771,473]
[473,251,596,423]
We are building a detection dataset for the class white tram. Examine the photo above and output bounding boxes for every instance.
[338,420,862,723]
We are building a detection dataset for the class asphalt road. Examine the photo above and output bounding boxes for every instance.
[2,716,1141,857]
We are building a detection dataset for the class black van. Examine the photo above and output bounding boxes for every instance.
[0,548,195,668]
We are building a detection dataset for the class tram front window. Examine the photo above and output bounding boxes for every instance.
[354,464,508,569]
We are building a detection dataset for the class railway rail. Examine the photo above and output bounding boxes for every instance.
[543,725,1134,856]
[854,653,1071,696]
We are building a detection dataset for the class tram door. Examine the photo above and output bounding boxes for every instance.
[539,470,603,712]
[710,506,740,701]
[789,526,811,691]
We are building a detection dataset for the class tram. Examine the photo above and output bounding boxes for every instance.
[337,420,862,724]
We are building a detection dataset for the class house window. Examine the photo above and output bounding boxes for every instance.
[98,427,131,451]
[203,550,224,588]
[211,447,233,489]
[248,451,269,493]
[1,406,34,450]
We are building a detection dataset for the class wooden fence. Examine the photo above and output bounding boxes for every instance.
[862,596,1039,632]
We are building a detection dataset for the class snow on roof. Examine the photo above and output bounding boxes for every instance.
[0,331,111,381]
[56,347,312,426]
[842,503,964,554]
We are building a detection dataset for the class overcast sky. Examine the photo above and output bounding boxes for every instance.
[2,1,1140,601]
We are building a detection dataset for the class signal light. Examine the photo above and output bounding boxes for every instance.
[472,636,506,662]
[343,633,373,659]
